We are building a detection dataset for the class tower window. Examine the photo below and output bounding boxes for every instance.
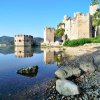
[19,40,21,42]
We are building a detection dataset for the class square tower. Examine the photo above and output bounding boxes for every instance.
[44,27,55,43]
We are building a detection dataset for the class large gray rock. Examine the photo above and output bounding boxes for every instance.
[55,55,95,79]
[17,66,38,77]
[55,66,81,79]
[78,55,95,73]
[94,55,100,71]
[56,79,79,96]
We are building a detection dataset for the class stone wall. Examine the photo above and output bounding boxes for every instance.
[76,13,92,38]
[64,13,92,40]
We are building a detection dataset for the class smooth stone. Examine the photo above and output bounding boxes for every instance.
[56,79,80,96]
[94,55,100,71]
[79,62,95,73]
[55,66,81,79]
[78,55,95,73]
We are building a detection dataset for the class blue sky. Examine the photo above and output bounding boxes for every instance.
[0,0,92,38]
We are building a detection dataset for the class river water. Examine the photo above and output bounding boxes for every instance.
[0,46,63,99]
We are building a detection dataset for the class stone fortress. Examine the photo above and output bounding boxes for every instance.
[43,1,100,44]
[15,35,34,46]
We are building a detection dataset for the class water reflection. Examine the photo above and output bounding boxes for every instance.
[41,48,64,67]
[43,48,55,64]
[15,46,33,58]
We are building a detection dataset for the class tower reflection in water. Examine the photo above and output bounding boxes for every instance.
[43,48,55,64]
[41,48,63,67]
[15,46,33,58]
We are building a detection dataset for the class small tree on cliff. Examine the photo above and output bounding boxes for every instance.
[91,0,99,5]
[55,29,65,37]
[92,9,100,37]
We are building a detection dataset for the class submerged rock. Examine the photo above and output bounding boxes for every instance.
[17,66,38,77]
[56,79,79,96]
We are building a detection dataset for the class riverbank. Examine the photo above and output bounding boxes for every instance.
[45,43,100,99]
[51,43,100,100]
[2,43,100,100]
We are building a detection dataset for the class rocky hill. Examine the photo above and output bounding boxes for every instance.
[0,36,14,45]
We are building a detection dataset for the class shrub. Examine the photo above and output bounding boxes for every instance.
[63,37,100,47]
[55,29,65,37]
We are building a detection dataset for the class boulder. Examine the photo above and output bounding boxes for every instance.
[56,79,79,96]
[17,66,38,77]
[55,55,95,79]
[55,64,81,79]
[78,55,95,73]
[94,55,100,71]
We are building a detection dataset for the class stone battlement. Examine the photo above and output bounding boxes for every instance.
[15,34,33,38]
[14,34,33,46]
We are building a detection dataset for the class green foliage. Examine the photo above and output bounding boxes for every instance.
[91,0,99,5]
[58,23,65,26]
[92,9,100,27]
[63,37,100,47]
[54,55,61,62]
[57,23,65,29]
[55,29,65,37]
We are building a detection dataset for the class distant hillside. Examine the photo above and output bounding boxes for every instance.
[0,36,43,46]
[34,37,44,45]
[0,36,14,45]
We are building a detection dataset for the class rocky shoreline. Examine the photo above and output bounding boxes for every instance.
[2,43,100,100]
[46,43,100,100]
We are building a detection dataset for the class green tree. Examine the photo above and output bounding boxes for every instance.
[92,9,100,37]
[91,0,99,5]
[55,29,65,37]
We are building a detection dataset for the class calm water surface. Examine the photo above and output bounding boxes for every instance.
[0,46,60,98]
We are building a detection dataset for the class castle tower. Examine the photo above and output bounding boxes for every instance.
[90,0,99,16]
[44,27,55,43]
[15,35,34,46]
